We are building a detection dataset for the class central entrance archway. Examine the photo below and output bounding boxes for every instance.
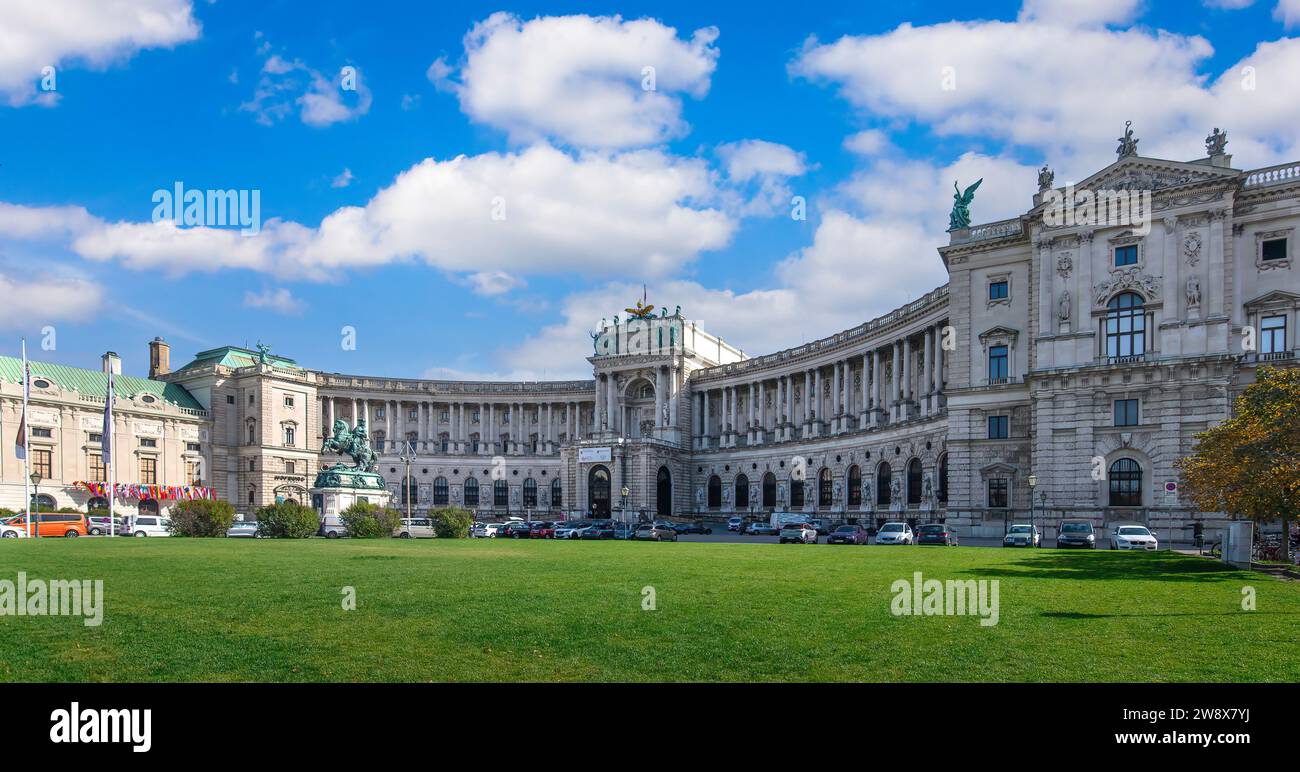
[656,466,672,517]
[588,465,611,517]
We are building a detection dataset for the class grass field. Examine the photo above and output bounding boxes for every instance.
[1,538,1298,682]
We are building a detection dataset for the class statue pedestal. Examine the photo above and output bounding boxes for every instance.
[310,465,391,518]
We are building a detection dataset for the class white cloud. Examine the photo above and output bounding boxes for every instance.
[0,272,103,329]
[716,139,808,216]
[0,0,200,106]
[240,48,371,127]
[433,12,719,148]
[1277,0,1300,27]
[0,202,99,239]
[791,18,1300,170]
[1204,0,1255,8]
[843,129,894,157]
[242,287,306,315]
[461,270,524,296]
[331,168,355,188]
[1017,0,1144,26]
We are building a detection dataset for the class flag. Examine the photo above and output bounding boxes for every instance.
[14,357,27,461]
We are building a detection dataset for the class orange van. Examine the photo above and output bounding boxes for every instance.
[5,512,87,538]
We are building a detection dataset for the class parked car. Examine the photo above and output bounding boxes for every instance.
[1003,524,1040,548]
[554,521,590,540]
[87,515,126,536]
[502,521,533,539]
[1056,520,1097,549]
[529,521,557,539]
[580,520,616,539]
[126,515,172,538]
[396,517,436,538]
[1110,525,1158,551]
[0,521,29,538]
[226,520,260,538]
[875,521,913,545]
[319,515,348,538]
[612,521,634,540]
[778,522,817,544]
[827,524,870,545]
[727,516,745,532]
[806,518,831,536]
[916,523,959,546]
[4,512,88,538]
[671,521,713,535]
[746,521,778,536]
[632,522,677,541]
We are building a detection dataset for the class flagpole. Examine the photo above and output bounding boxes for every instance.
[21,339,32,538]
[105,368,115,538]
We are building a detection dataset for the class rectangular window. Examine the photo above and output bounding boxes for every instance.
[987,479,1008,508]
[1114,398,1140,427]
[226,395,235,405]
[376,407,385,419]
[285,460,295,475]
[1115,244,1138,266]
[185,460,201,485]
[409,409,418,420]
[88,453,105,483]
[284,395,295,408]
[987,415,1009,439]
[32,427,52,438]
[1261,315,1286,354]
[283,426,296,447]
[989,345,1009,382]
[1261,237,1287,262]
[988,280,1008,300]
[440,410,449,422]
[89,433,103,444]
[139,438,157,448]
[140,457,157,485]
[248,394,255,405]
[186,442,201,452]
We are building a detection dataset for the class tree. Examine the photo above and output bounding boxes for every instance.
[339,502,401,538]
[170,499,236,537]
[255,501,319,538]
[1178,366,1300,562]
[429,506,474,538]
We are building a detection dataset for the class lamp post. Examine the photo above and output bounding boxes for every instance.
[29,471,42,538]
[1040,491,1048,548]
[620,486,629,524]
[399,441,416,523]
[1027,474,1038,547]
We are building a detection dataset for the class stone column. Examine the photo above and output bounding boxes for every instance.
[833,362,842,432]
[934,328,945,409]
[703,389,711,448]
[871,350,881,428]
[860,354,869,428]
[594,375,604,432]
[1209,209,1226,317]
[668,366,678,428]
[890,343,900,422]
[729,386,738,447]
[486,403,495,454]
[803,370,812,436]
[922,327,933,416]
[757,380,766,444]
[748,382,756,445]
[784,375,793,440]
[655,367,665,428]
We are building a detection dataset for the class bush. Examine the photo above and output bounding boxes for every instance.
[339,502,402,538]
[170,499,236,537]
[255,501,319,538]
[429,506,474,539]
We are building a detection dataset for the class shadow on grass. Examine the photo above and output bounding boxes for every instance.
[1041,610,1298,620]
[959,550,1242,584]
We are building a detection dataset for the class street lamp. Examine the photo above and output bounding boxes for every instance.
[620,486,629,523]
[1027,474,1038,547]
[1040,491,1048,548]
[398,441,416,523]
[29,471,42,539]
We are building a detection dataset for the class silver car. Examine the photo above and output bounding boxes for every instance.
[226,520,260,538]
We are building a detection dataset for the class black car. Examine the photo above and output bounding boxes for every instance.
[916,523,959,546]
[502,521,533,539]
[671,521,713,535]
[580,520,616,539]
[1056,521,1097,549]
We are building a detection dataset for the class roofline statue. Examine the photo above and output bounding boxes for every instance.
[948,178,982,231]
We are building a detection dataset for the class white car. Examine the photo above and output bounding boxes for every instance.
[226,521,260,538]
[1110,525,1158,551]
[553,521,590,539]
[396,517,436,538]
[1003,524,1040,548]
[727,516,745,532]
[127,515,172,537]
[778,522,817,544]
[0,522,29,538]
[875,522,913,545]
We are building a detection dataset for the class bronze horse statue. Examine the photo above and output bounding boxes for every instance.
[321,418,378,472]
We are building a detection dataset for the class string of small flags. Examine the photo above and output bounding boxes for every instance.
[75,481,215,501]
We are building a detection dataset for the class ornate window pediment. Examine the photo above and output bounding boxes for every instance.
[977,326,1019,350]
[1093,268,1160,307]
[979,461,1019,477]
[986,272,1012,309]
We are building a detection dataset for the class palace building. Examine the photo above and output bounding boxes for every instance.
[2,131,1297,537]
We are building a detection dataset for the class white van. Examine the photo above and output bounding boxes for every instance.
[127,515,171,537]
[396,517,436,539]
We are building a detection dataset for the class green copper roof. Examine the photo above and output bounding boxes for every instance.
[175,345,302,372]
[0,356,204,411]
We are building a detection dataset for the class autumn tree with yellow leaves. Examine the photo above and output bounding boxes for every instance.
[1177,367,1299,562]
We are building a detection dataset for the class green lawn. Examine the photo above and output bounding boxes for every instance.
[1,538,1297,682]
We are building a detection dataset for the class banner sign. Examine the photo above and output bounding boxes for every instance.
[578,447,612,463]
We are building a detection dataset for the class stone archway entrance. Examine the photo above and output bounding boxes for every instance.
[588,465,611,517]
[656,466,672,517]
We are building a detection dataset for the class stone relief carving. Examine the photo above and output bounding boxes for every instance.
[1093,268,1160,306]
[1056,252,1073,278]
[1057,289,1072,323]
[1184,231,1202,267]
[1186,276,1202,308]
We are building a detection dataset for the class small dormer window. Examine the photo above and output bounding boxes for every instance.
[33,379,50,389]
[141,394,157,404]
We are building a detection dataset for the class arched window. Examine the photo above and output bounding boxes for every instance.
[464,477,479,506]
[1106,292,1146,359]
[247,421,257,444]
[551,477,563,507]
[433,476,449,506]
[762,472,776,508]
[87,496,109,512]
[707,475,722,509]
[818,467,833,507]
[33,493,56,511]
[847,465,862,507]
[876,463,892,507]
[494,479,509,507]
[657,466,672,517]
[734,474,749,509]
[138,499,159,516]
[1109,458,1142,507]
[523,478,538,508]
[907,458,923,506]
[790,477,805,508]
[937,454,948,503]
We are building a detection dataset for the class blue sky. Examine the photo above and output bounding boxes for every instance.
[2,0,1298,379]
